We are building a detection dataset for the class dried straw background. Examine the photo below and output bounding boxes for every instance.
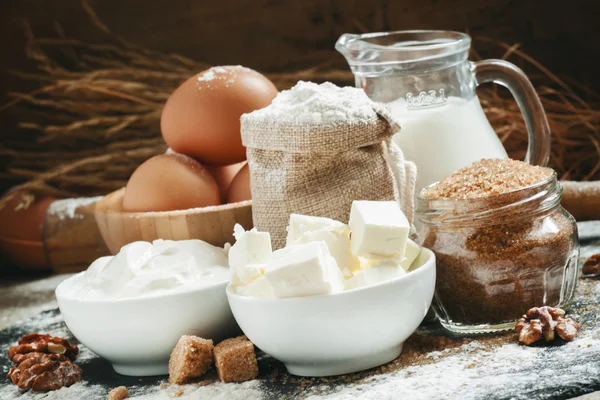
[0,3,598,204]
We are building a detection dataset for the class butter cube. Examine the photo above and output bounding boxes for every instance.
[400,239,421,271]
[265,241,344,298]
[349,201,409,257]
[358,238,420,271]
[229,224,272,284]
[231,264,264,286]
[345,260,406,290]
[292,230,360,278]
[236,275,275,299]
[286,214,348,245]
[287,215,359,277]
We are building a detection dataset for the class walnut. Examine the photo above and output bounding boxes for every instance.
[8,333,79,362]
[515,306,579,345]
[12,352,69,366]
[556,316,580,341]
[8,355,82,391]
[515,318,543,345]
[582,253,600,275]
[7,333,82,392]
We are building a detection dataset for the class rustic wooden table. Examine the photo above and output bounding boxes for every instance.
[1,222,600,400]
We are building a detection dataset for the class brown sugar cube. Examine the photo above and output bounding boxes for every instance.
[108,386,129,400]
[168,335,214,384]
[214,336,258,383]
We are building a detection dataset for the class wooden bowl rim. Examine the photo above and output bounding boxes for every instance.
[95,187,252,218]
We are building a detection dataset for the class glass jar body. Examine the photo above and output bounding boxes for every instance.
[418,191,579,334]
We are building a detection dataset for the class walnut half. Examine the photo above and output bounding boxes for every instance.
[515,306,579,346]
[8,333,79,362]
[9,355,82,391]
[515,318,543,345]
[582,253,600,275]
[7,333,82,392]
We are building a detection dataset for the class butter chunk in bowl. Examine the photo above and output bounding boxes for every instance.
[226,201,436,376]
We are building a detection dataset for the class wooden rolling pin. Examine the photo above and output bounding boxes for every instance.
[0,192,109,274]
[44,197,110,274]
[561,181,600,221]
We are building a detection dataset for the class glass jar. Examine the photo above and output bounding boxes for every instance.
[416,173,579,334]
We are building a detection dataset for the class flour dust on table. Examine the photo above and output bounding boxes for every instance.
[0,274,69,331]
[304,335,600,400]
[0,309,271,399]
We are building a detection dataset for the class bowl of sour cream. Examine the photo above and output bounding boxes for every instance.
[56,239,239,377]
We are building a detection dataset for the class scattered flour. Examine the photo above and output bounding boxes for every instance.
[0,275,71,330]
[132,380,264,400]
[196,65,253,88]
[0,308,266,400]
[197,70,216,82]
[577,221,600,242]
[47,197,102,220]
[306,335,600,400]
[0,382,107,400]
[427,340,485,360]
[242,81,377,125]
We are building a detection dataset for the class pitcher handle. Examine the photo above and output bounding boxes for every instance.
[472,59,551,166]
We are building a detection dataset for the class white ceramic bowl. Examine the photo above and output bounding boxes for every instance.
[227,247,436,377]
[56,277,239,376]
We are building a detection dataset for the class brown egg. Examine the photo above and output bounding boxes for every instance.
[160,66,278,166]
[227,164,251,203]
[122,153,220,212]
[0,190,56,270]
[207,161,247,202]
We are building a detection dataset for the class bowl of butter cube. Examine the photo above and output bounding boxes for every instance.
[226,200,436,377]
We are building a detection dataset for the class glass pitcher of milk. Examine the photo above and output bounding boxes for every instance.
[336,30,551,191]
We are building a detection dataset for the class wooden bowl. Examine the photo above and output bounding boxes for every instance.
[94,188,253,254]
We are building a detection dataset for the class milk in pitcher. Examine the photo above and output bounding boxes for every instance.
[389,96,508,191]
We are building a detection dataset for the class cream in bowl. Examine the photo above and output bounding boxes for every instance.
[56,239,239,376]
[226,201,436,376]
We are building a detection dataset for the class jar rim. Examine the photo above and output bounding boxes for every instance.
[416,171,561,226]
[335,30,471,71]
[336,30,471,55]
[417,170,557,203]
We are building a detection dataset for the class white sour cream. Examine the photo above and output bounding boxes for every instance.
[64,239,230,299]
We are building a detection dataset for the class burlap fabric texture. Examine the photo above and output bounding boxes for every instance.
[241,103,414,249]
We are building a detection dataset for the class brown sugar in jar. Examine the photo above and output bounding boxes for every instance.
[417,159,579,334]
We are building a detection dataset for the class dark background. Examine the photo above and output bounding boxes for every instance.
[0,0,598,196]
[1,0,598,102]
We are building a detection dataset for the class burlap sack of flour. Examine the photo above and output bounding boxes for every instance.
[241,82,415,249]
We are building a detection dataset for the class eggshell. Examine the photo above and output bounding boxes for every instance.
[0,190,56,270]
[122,153,220,212]
[207,161,247,202]
[227,164,251,203]
[160,66,278,166]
